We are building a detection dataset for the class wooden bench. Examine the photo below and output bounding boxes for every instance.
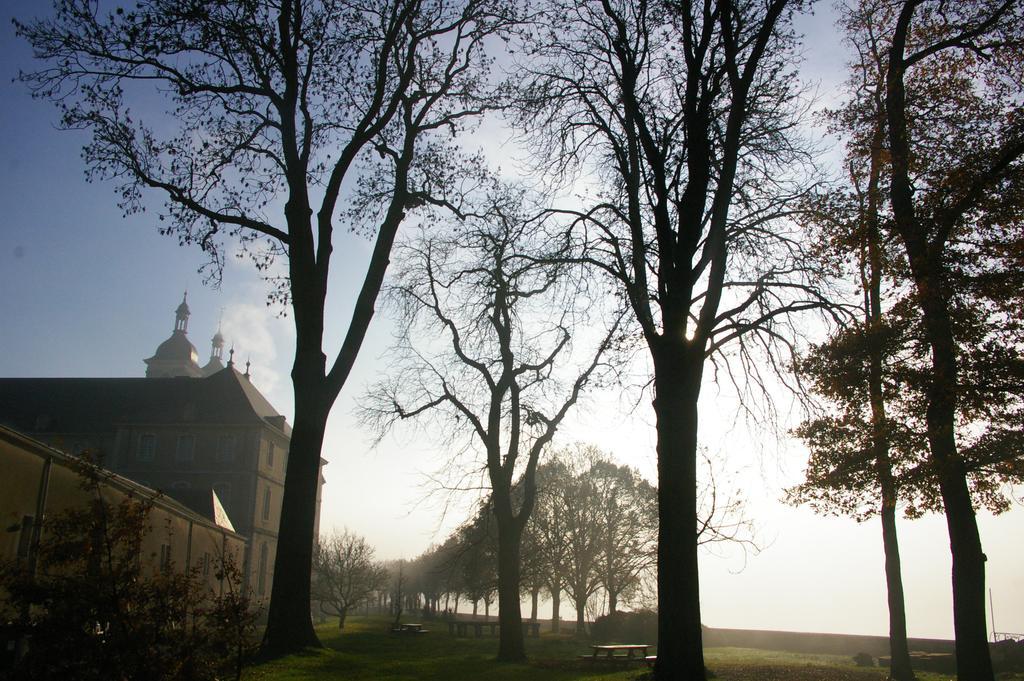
[390,622,428,634]
[446,620,540,638]
[582,644,651,662]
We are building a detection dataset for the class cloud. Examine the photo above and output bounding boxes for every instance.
[221,299,290,408]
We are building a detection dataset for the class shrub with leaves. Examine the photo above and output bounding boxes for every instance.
[852,652,874,668]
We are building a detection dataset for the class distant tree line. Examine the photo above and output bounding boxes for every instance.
[370,445,752,636]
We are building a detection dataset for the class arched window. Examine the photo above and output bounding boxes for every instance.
[257,543,269,596]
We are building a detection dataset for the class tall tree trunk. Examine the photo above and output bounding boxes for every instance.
[608,590,618,615]
[886,11,994,676]
[864,125,915,681]
[261,366,328,654]
[652,345,706,681]
[551,587,561,632]
[338,605,348,630]
[880,500,914,680]
[530,587,539,621]
[920,322,993,681]
[574,594,586,635]
[495,514,527,661]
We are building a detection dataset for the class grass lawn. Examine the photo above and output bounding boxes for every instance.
[244,615,982,681]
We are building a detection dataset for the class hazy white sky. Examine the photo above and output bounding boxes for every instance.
[0,1,1020,641]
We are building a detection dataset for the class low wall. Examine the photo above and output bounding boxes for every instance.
[704,627,955,657]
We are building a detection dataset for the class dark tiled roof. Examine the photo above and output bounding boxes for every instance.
[0,367,287,434]
[0,425,244,540]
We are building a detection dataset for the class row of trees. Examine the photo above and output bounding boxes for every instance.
[396,446,753,635]
[16,0,1024,679]
[408,450,659,634]
[14,0,828,675]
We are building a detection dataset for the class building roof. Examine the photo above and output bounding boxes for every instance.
[0,367,290,436]
[146,330,200,365]
[0,424,244,539]
[201,356,226,377]
[167,488,236,532]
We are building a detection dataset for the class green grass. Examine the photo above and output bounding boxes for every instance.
[243,616,1013,681]
[247,616,631,681]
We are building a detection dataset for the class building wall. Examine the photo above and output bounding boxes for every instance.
[247,430,287,602]
[105,421,289,600]
[111,424,261,533]
[0,428,246,596]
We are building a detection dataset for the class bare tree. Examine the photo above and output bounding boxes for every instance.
[589,459,657,616]
[311,530,389,629]
[511,1,824,676]
[15,0,515,654]
[361,191,620,660]
[528,460,574,632]
[549,455,605,635]
[532,445,754,632]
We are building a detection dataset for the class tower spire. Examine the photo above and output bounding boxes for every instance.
[174,291,190,333]
[210,316,225,361]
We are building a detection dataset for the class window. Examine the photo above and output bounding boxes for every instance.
[16,515,35,559]
[216,435,236,463]
[175,434,195,462]
[137,433,156,461]
[262,488,271,521]
[257,543,268,596]
[159,544,172,573]
[267,441,275,468]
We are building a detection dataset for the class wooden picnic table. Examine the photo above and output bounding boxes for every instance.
[585,644,651,662]
[391,622,428,633]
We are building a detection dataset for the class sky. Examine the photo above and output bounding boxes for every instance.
[1,2,1021,641]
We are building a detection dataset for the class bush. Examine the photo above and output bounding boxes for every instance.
[590,610,658,643]
[852,652,875,667]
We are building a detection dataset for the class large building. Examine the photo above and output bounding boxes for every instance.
[0,424,246,589]
[0,295,325,601]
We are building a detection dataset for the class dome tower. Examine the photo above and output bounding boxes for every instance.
[144,293,204,378]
